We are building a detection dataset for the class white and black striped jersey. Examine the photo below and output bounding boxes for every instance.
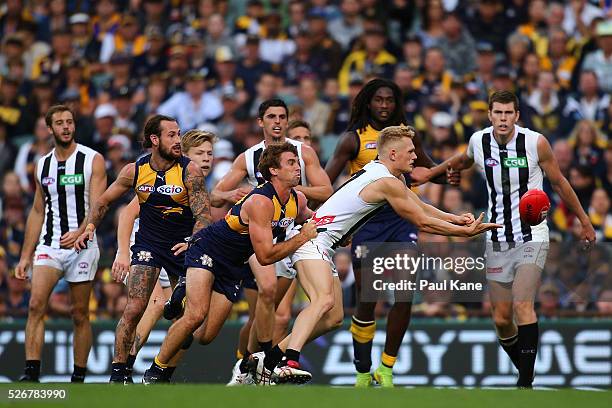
[310,161,397,249]
[244,138,307,187]
[36,144,99,248]
[467,125,549,243]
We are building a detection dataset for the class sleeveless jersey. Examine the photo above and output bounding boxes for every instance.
[311,161,398,249]
[348,125,379,175]
[36,144,98,248]
[244,138,307,187]
[467,125,549,243]
[204,182,299,264]
[132,154,195,244]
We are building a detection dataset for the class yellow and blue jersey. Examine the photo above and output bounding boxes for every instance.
[132,154,194,245]
[348,125,379,175]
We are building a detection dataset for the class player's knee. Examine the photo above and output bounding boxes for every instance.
[316,293,335,315]
[70,306,89,326]
[513,301,536,324]
[123,301,147,323]
[327,308,344,331]
[257,283,276,305]
[28,296,47,318]
[183,310,206,331]
[274,309,291,332]
[493,312,513,330]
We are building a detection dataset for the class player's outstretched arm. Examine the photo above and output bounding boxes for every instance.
[15,163,45,279]
[246,195,317,265]
[60,153,107,249]
[74,162,135,250]
[185,161,212,234]
[210,153,251,207]
[411,151,474,186]
[296,145,333,202]
[537,135,596,242]
[377,177,500,237]
[325,130,359,184]
[412,132,455,184]
[112,196,139,282]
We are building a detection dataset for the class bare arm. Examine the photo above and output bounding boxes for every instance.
[111,196,140,282]
[74,162,135,249]
[15,164,45,279]
[412,132,449,184]
[211,153,251,207]
[374,178,499,237]
[245,196,317,265]
[185,161,212,234]
[537,135,595,242]
[60,153,107,248]
[325,130,358,184]
[419,152,474,184]
[296,144,333,201]
[295,190,314,224]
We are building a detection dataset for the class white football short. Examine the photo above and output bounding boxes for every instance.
[290,239,339,277]
[33,244,99,282]
[485,241,549,283]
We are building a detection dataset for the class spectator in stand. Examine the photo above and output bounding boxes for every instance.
[298,76,330,138]
[328,0,364,52]
[569,120,607,179]
[13,116,53,195]
[286,0,309,40]
[259,12,295,65]
[401,35,424,75]
[90,102,117,154]
[465,0,513,52]
[416,0,445,49]
[131,26,168,80]
[568,70,610,123]
[205,13,237,60]
[438,11,477,77]
[582,20,612,93]
[282,29,327,89]
[588,188,612,242]
[307,12,343,79]
[540,27,577,91]
[236,35,273,99]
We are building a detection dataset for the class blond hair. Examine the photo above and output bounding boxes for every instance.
[377,125,416,154]
[181,129,216,152]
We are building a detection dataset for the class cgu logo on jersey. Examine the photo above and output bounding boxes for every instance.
[503,157,528,168]
[137,184,155,193]
[59,174,84,186]
[485,158,499,167]
[42,177,55,186]
[156,184,184,195]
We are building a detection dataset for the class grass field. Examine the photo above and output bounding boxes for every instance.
[0,384,610,408]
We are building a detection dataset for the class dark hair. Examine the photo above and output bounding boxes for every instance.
[257,98,288,119]
[257,142,298,181]
[142,114,176,148]
[287,119,310,131]
[488,90,519,111]
[45,105,74,127]
[347,78,405,132]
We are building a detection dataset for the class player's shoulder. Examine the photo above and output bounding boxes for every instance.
[516,125,543,139]
[246,139,265,153]
[75,143,99,156]
[470,126,494,140]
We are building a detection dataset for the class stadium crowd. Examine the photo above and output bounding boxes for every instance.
[0,0,611,321]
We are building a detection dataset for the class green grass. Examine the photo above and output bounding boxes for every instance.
[0,384,609,408]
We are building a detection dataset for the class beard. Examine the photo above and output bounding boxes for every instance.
[52,130,74,148]
[159,143,180,161]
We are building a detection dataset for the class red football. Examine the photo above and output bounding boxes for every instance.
[519,189,550,226]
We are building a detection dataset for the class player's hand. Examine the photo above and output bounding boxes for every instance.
[172,242,188,256]
[112,251,130,283]
[409,167,432,186]
[74,225,95,251]
[454,213,476,226]
[14,258,31,280]
[446,165,461,185]
[465,212,502,236]
[231,187,252,203]
[299,220,318,241]
[60,230,82,249]
[579,221,596,249]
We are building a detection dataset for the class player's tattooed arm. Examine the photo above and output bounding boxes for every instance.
[185,161,212,233]
[74,163,135,250]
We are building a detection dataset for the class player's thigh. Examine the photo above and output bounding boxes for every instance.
[488,280,514,322]
[184,267,215,318]
[295,260,334,301]
[248,255,276,292]
[195,290,234,343]
[513,264,542,303]
[29,266,63,308]
[126,264,160,300]
[68,280,94,311]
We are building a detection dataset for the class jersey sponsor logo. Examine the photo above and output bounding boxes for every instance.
[156,184,184,195]
[503,157,528,168]
[485,158,499,167]
[312,214,336,226]
[272,217,294,228]
[365,142,377,149]
[137,184,155,193]
[487,267,503,274]
[36,253,51,260]
[42,177,55,186]
[59,174,84,186]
